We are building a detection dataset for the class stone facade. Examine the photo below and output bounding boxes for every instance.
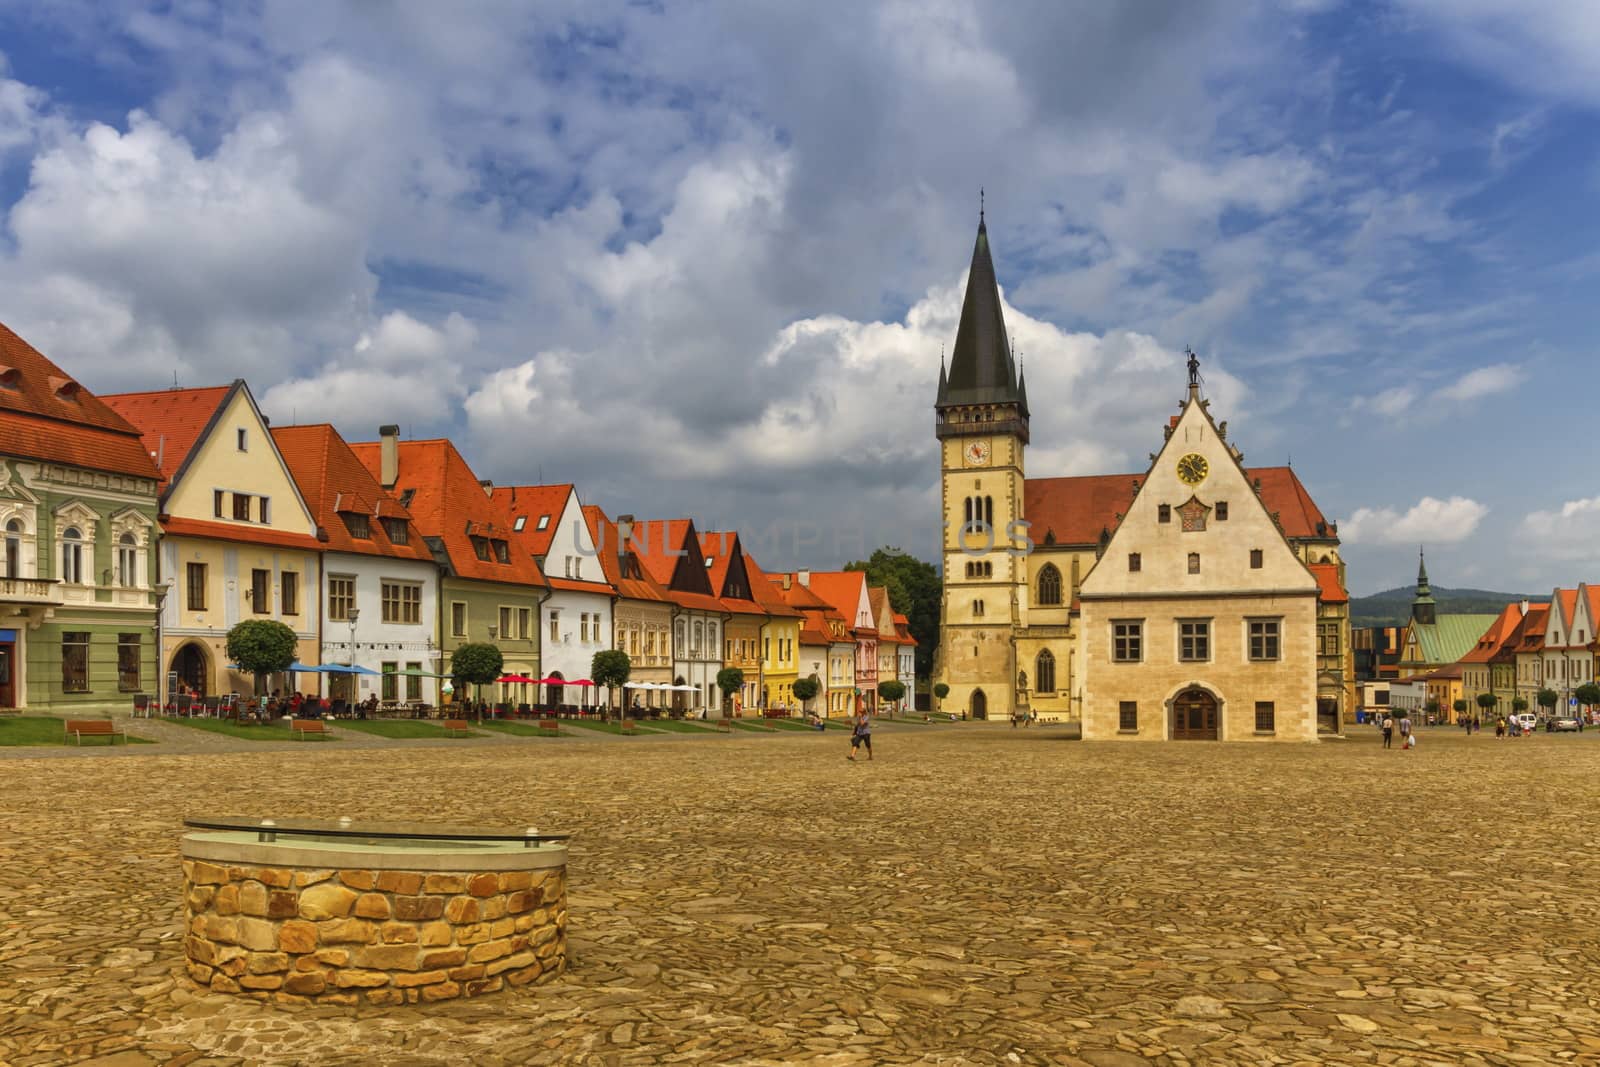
[182,860,566,1003]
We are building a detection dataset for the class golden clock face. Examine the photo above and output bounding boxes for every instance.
[1176,452,1209,485]
[965,440,991,466]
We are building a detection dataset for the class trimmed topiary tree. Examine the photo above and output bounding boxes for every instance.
[1476,692,1498,715]
[716,667,744,716]
[792,674,820,714]
[933,682,950,717]
[1512,697,1529,713]
[590,649,632,720]
[1575,682,1600,712]
[226,619,298,696]
[877,679,906,713]
[450,643,504,718]
[1536,688,1559,718]
[1452,697,1468,719]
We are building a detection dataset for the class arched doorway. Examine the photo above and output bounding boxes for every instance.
[672,676,687,715]
[172,642,209,698]
[1172,687,1219,740]
[546,670,565,708]
[971,688,988,720]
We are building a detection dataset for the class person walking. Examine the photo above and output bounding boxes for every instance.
[1495,715,1506,739]
[1381,714,1394,749]
[1399,713,1413,751]
[848,707,873,761]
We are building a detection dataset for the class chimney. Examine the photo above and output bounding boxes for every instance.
[479,479,493,497]
[616,514,634,550]
[378,425,400,489]
[781,573,792,590]
[1520,599,1529,616]
[797,569,811,587]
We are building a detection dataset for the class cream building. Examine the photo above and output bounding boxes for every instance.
[933,213,1344,739]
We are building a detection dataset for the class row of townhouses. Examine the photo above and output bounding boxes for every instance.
[0,321,914,716]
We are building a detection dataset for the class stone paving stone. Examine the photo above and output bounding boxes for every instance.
[1,727,1599,1064]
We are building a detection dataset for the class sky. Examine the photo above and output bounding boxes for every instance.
[0,0,1596,596]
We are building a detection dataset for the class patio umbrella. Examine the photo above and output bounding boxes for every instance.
[498,674,537,684]
[568,679,596,687]
[320,663,382,676]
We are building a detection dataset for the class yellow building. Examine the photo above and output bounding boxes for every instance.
[104,382,322,697]
[933,213,1345,737]
[745,552,800,710]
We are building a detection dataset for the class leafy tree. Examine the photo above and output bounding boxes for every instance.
[1512,697,1529,713]
[878,679,906,711]
[934,682,950,715]
[1575,682,1600,709]
[845,547,940,679]
[716,667,744,715]
[1536,688,1559,715]
[1424,698,1440,718]
[1452,697,1468,719]
[226,620,298,696]
[450,643,504,716]
[1476,692,1498,714]
[792,675,820,713]
[590,649,631,720]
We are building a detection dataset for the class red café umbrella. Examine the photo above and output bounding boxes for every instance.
[498,674,537,684]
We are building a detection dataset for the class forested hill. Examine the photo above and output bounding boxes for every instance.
[1351,586,1550,628]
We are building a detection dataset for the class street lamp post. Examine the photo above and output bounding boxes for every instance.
[346,607,360,704]
[154,579,173,716]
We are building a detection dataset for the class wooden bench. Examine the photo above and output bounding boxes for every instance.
[619,719,640,735]
[65,719,125,745]
[538,719,560,736]
[714,719,734,733]
[290,719,330,740]
[442,718,472,737]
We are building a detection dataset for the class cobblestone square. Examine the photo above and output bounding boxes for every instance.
[3,725,1598,1065]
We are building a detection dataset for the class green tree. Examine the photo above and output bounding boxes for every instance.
[716,667,744,716]
[225,620,298,696]
[878,679,906,712]
[792,675,820,714]
[1476,692,1498,715]
[845,547,941,679]
[1512,696,1529,713]
[450,643,504,717]
[590,649,631,720]
[1536,688,1559,716]
[1575,682,1600,710]
[1424,698,1441,720]
[934,682,950,716]
[1452,697,1468,720]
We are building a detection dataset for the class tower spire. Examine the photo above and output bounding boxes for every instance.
[1412,547,1437,625]
[935,207,1022,417]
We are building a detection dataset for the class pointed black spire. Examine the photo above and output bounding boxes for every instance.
[1412,547,1437,625]
[936,211,1021,411]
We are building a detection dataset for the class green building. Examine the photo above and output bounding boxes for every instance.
[0,322,162,712]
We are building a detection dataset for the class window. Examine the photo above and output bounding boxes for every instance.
[4,519,20,579]
[1187,552,1200,574]
[499,606,513,637]
[1158,504,1171,523]
[342,512,371,539]
[213,490,224,518]
[1119,701,1137,731]
[1318,622,1341,657]
[381,518,408,544]
[536,515,550,530]
[236,427,248,451]
[381,582,421,625]
[1250,548,1263,569]
[451,602,467,637]
[62,631,89,692]
[258,497,270,524]
[580,613,590,642]
[1249,618,1281,661]
[1036,649,1056,693]
[1215,501,1228,521]
[61,527,83,584]
[513,515,527,532]
[1128,553,1141,572]
[281,572,299,616]
[1179,619,1210,662]
[328,576,355,622]
[692,621,704,653]
[117,533,138,586]
[492,540,510,564]
[518,608,531,640]
[118,633,141,691]
[764,637,771,660]
[549,612,560,643]
[973,599,985,617]
[708,623,717,647]
[381,662,398,702]
[1255,701,1276,733]
[233,493,252,521]
[405,661,422,702]
[1113,620,1142,662]
[186,562,207,611]
[251,569,271,614]
[1037,564,1063,606]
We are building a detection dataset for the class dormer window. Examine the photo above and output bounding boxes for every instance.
[491,539,510,564]
[51,377,81,402]
[341,512,371,539]
[470,535,490,561]
[381,518,408,544]
[398,489,416,508]
[0,367,18,389]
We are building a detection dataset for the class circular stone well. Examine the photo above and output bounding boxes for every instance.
[180,816,568,1004]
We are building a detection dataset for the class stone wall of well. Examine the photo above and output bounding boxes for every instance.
[182,860,566,1004]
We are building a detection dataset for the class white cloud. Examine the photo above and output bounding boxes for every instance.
[1398,0,1600,108]
[1338,496,1488,545]
[1519,495,1600,562]
[1438,362,1524,402]
[1363,386,1418,417]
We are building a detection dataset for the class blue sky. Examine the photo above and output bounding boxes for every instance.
[0,1,1596,595]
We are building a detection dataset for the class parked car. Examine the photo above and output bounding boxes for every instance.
[1552,716,1581,732]
[1512,713,1538,734]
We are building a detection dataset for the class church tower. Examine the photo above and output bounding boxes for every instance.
[934,205,1029,721]
[1411,549,1437,626]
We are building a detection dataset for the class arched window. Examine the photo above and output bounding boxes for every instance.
[4,519,20,579]
[62,526,84,584]
[675,619,686,652]
[984,496,994,527]
[1036,650,1056,693]
[117,532,139,587]
[1037,564,1063,606]
[964,497,973,524]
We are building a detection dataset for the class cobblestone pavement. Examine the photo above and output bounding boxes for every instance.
[3,727,1599,1065]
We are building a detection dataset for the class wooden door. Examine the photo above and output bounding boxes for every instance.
[1172,688,1218,740]
[0,643,13,707]
[971,689,987,720]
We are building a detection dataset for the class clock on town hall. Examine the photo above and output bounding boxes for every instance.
[1176,452,1209,485]
[964,439,991,466]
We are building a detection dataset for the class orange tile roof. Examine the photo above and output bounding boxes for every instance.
[491,484,574,558]
[1024,465,1334,547]
[272,425,431,562]
[1586,584,1600,637]
[741,552,801,617]
[163,516,323,552]
[101,384,233,488]
[768,574,833,612]
[349,438,544,588]
[1552,588,1579,635]
[546,576,613,595]
[868,587,902,642]
[1459,602,1525,664]
[1307,562,1348,604]
[581,506,668,603]
[628,518,725,612]
[805,571,873,634]
[1498,605,1550,661]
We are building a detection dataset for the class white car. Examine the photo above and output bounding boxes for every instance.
[1512,713,1538,733]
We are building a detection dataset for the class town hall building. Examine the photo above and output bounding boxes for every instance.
[933,213,1352,740]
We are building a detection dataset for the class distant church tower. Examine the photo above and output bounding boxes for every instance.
[1411,549,1436,626]
[933,204,1030,721]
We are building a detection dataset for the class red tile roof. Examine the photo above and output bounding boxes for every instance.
[805,571,873,634]
[741,552,801,618]
[1459,602,1525,664]
[1307,563,1348,604]
[1552,588,1579,636]
[490,485,573,558]
[0,322,162,479]
[1024,465,1334,547]
[628,518,724,612]
[349,439,545,588]
[101,385,232,488]
[272,425,431,561]
[581,506,668,603]
[162,516,323,552]
[1498,605,1550,661]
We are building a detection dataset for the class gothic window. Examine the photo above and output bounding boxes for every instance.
[1036,650,1056,694]
[985,496,994,526]
[964,497,973,524]
[1037,564,1063,606]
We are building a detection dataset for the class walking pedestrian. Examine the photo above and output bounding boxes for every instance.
[1495,715,1506,739]
[1381,714,1394,749]
[1399,714,1413,751]
[848,708,873,762]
